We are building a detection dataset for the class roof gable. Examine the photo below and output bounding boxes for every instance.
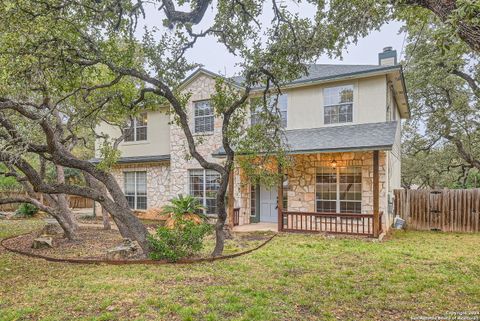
[178,68,219,91]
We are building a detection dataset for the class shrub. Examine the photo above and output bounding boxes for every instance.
[148,219,213,262]
[15,203,39,217]
[162,194,207,229]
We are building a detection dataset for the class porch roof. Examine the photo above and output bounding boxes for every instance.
[213,121,399,156]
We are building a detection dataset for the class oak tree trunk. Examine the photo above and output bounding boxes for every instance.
[54,165,80,240]
[101,206,112,230]
[43,194,80,241]
[83,173,151,254]
[52,210,80,241]
[103,202,151,255]
[212,172,230,257]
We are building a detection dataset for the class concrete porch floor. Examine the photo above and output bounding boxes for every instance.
[232,222,278,232]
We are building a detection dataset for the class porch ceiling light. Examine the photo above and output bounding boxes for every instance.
[331,160,337,168]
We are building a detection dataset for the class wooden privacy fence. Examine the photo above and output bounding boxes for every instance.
[0,191,93,211]
[233,208,240,226]
[394,189,480,232]
[67,196,94,209]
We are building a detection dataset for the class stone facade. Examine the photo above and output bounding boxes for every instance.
[285,152,386,215]
[169,74,226,198]
[111,162,171,209]
[236,151,388,227]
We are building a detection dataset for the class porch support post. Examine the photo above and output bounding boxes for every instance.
[277,163,284,232]
[373,150,380,237]
[228,169,235,228]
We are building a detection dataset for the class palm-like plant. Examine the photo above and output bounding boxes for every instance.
[162,195,207,228]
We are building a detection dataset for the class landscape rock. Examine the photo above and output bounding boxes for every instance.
[0,213,8,220]
[32,237,53,249]
[106,238,141,260]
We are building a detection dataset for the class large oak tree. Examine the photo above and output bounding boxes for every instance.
[0,0,341,256]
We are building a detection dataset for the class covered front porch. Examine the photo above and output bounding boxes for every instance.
[221,122,398,238]
[228,150,387,238]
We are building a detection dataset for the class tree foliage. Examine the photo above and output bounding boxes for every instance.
[400,5,479,188]
[0,0,348,255]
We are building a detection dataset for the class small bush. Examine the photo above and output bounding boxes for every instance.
[148,219,213,262]
[15,203,39,217]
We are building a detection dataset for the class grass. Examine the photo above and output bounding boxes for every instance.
[0,219,479,320]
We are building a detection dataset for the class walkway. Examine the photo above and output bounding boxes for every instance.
[233,222,278,232]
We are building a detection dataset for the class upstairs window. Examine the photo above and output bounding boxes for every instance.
[251,94,287,128]
[324,85,353,124]
[124,112,148,142]
[194,100,214,133]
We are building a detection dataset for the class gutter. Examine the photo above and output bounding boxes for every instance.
[212,144,394,158]
[398,65,411,118]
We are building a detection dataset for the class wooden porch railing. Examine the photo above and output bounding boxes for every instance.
[233,208,240,226]
[281,211,383,237]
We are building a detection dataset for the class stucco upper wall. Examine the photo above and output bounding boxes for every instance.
[94,109,170,158]
[286,75,388,130]
[94,72,396,158]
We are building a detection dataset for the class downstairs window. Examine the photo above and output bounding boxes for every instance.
[316,166,362,214]
[189,169,220,214]
[124,171,147,210]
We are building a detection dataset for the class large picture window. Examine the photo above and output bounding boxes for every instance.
[194,100,214,133]
[324,85,353,124]
[124,171,147,210]
[316,167,362,214]
[189,169,220,214]
[124,112,148,142]
[251,94,287,128]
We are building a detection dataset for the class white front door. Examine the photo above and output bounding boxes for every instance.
[259,184,278,223]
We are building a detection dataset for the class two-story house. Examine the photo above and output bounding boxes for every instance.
[93,47,409,237]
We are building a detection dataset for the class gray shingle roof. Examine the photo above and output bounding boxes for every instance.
[213,121,399,156]
[90,154,170,164]
[283,121,398,153]
[230,64,400,87]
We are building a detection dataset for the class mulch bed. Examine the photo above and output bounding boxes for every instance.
[1,226,276,265]
[3,227,126,260]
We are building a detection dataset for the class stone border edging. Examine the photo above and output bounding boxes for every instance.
[1,232,277,265]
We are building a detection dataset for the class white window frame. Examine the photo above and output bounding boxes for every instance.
[323,85,354,125]
[194,100,214,133]
[315,166,362,214]
[124,171,147,210]
[250,184,257,217]
[189,169,220,214]
[124,112,148,142]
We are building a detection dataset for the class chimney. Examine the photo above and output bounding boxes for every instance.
[378,46,397,66]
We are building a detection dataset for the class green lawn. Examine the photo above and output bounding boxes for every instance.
[0,220,479,321]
